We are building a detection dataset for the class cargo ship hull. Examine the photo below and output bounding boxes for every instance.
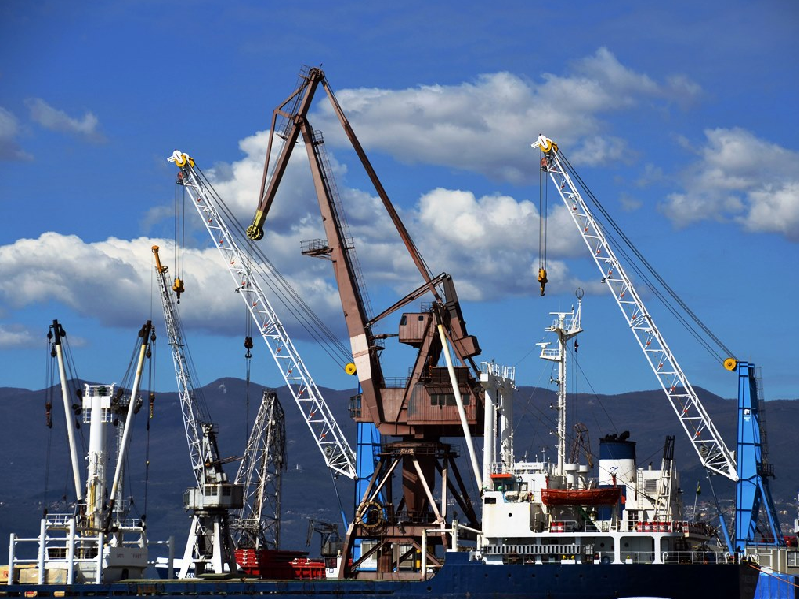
[2,552,760,599]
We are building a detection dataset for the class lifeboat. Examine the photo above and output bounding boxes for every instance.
[540,487,622,506]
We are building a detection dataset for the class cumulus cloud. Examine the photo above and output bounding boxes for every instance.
[0,107,33,161]
[0,233,344,339]
[25,98,105,142]
[310,47,701,182]
[660,128,799,241]
[189,137,600,303]
[392,188,588,300]
[0,323,41,349]
[0,176,597,343]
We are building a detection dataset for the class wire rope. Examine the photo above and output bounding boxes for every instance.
[558,151,736,362]
[194,166,353,368]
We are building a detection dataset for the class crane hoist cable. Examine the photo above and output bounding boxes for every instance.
[244,305,253,447]
[173,177,186,302]
[143,326,157,517]
[538,155,548,296]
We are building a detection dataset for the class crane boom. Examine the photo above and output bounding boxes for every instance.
[152,245,241,577]
[532,135,738,481]
[168,151,356,480]
[152,246,217,485]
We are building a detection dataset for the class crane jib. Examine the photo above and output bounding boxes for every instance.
[167,151,357,481]
[532,136,738,482]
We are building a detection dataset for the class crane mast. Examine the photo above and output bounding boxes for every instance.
[532,135,738,481]
[48,319,84,502]
[232,390,286,551]
[167,152,356,480]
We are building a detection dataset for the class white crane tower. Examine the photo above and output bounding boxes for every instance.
[152,246,242,577]
[232,389,286,551]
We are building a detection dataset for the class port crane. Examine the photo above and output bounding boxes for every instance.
[244,66,487,579]
[167,151,356,481]
[152,246,243,577]
[532,134,783,550]
[232,389,287,551]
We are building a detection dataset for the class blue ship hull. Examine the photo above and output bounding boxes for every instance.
[2,552,762,599]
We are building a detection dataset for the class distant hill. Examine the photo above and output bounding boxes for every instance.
[1,379,797,556]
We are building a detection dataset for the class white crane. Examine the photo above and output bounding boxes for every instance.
[532,135,738,481]
[152,246,242,577]
[168,151,356,480]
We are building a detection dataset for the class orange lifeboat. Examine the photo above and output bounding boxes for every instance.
[540,487,622,507]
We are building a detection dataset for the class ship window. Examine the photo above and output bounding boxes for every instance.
[400,315,407,326]
[788,551,799,567]
[485,497,497,504]
[418,315,424,321]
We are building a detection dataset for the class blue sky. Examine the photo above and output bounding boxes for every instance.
[1,0,798,405]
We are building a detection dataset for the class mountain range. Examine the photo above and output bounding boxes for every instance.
[1,378,797,558]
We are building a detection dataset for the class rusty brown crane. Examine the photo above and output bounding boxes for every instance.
[247,66,485,579]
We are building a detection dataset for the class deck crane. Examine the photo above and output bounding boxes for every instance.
[532,134,784,550]
[243,66,486,579]
[166,151,356,482]
[35,321,153,583]
[152,246,243,577]
[231,389,286,551]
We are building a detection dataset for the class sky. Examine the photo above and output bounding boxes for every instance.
[1,0,798,409]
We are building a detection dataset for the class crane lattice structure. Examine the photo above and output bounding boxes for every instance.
[152,246,241,577]
[232,389,286,551]
[167,151,356,480]
[532,135,737,481]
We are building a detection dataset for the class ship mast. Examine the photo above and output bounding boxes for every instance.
[538,289,583,476]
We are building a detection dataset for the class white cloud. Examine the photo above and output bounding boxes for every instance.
[660,128,799,240]
[25,98,105,142]
[0,323,40,349]
[569,135,634,167]
[0,164,600,343]
[571,47,659,98]
[398,188,588,300]
[619,193,643,212]
[0,107,33,161]
[310,48,701,182]
[636,163,664,188]
[744,183,799,240]
[0,233,343,338]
